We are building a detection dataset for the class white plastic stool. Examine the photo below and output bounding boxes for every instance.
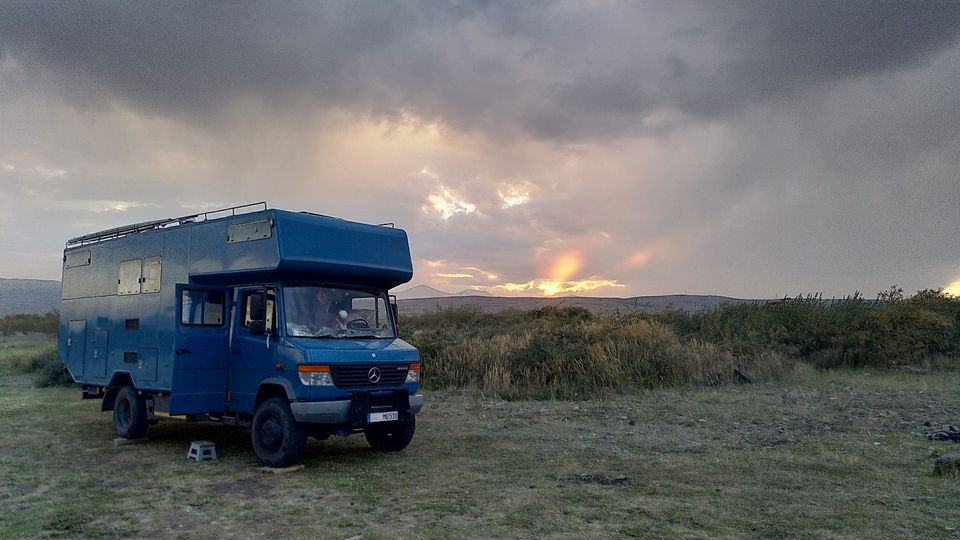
[187,440,217,462]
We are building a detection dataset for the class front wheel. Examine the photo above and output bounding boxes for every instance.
[113,385,148,439]
[365,414,416,452]
[251,398,307,467]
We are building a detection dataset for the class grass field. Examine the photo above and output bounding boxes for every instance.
[0,333,52,379]
[2,356,959,538]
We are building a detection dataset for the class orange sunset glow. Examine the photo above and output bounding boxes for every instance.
[550,251,582,281]
[946,279,960,297]
[490,250,624,296]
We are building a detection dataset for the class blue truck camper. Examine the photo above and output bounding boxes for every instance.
[58,203,423,466]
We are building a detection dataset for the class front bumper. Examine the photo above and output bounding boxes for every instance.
[291,393,424,424]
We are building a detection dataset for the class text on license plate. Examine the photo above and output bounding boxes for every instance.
[368,411,399,423]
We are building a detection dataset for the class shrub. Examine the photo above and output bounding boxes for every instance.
[24,348,75,387]
[0,312,59,335]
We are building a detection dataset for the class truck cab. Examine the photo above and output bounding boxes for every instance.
[59,204,423,466]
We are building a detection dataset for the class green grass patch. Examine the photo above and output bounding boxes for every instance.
[0,334,55,378]
[0,341,72,387]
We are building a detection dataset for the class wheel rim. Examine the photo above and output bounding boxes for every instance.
[116,397,131,430]
[258,414,283,452]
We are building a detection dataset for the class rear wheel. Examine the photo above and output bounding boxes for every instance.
[113,385,148,439]
[365,414,416,452]
[251,398,307,467]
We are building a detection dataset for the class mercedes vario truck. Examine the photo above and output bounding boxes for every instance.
[58,203,423,466]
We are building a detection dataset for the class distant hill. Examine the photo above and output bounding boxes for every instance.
[453,288,494,297]
[0,276,750,318]
[0,278,61,316]
[394,285,452,300]
[397,294,753,315]
[394,285,495,299]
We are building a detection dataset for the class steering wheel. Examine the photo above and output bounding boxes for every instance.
[346,319,370,329]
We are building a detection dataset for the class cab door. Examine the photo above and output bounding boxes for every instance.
[228,287,278,414]
[170,285,230,414]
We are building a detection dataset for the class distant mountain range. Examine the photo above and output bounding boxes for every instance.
[0,278,61,317]
[0,277,751,318]
[396,294,752,315]
[394,284,495,300]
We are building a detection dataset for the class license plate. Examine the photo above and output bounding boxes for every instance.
[368,411,398,423]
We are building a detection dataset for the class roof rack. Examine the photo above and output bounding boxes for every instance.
[66,202,268,248]
[297,211,394,228]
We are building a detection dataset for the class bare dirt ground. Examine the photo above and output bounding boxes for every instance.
[1,368,960,538]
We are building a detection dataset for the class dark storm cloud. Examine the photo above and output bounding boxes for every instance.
[674,1,960,114]
[3,1,959,141]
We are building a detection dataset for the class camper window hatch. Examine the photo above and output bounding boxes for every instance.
[227,220,272,243]
[142,257,162,293]
[117,259,142,295]
[65,250,91,268]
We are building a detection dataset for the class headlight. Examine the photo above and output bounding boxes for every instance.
[405,362,421,384]
[298,365,334,386]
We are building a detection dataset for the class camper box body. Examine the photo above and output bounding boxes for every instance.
[58,207,420,421]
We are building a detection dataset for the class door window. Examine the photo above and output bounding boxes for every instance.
[181,290,225,326]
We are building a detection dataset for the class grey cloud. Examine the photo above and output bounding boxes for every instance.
[682,1,960,112]
[4,1,959,141]
[2,2,960,295]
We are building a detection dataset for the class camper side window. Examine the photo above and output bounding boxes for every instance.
[181,290,225,326]
[118,259,142,295]
[142,257,162,293]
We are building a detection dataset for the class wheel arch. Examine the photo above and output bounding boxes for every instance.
[255,378,295,408]
[102,371,135,412]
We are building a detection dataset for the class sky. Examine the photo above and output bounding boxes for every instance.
[1,1,959,298]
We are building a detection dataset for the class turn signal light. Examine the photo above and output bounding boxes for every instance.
[297,364,330,373]
[405,362,421,384]
[298,364,333,386]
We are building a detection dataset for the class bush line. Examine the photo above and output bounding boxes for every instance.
[400,288,960,399]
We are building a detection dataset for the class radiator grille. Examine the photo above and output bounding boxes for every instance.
[330,364,409,388]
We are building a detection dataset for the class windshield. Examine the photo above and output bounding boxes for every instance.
[282,286,396,339]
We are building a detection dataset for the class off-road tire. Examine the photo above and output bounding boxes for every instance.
[251,398,307,467]
[365,414,416,452]
[113,385,149,439]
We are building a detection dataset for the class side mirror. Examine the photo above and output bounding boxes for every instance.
[249,319,266,336]
[248,292,266,320]
[247,291,266,335]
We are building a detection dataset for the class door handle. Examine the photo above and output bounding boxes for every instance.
[175,348,191,355]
